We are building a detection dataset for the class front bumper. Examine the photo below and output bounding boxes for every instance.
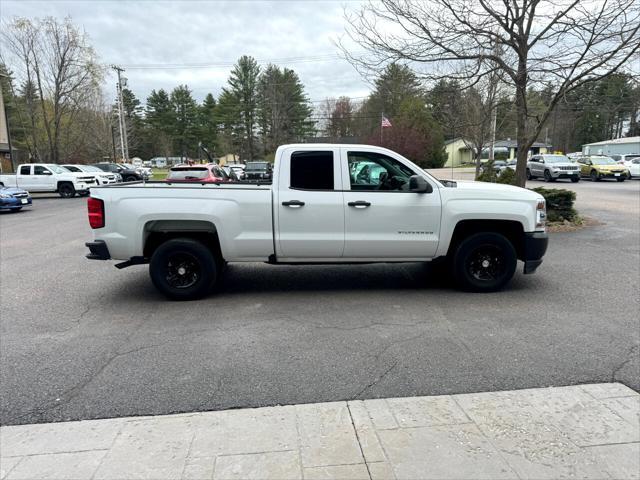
[86,240,111,260]
[522,232,548,274]
[597,171,628,178]
[0,197,32,209]
[550,170,579,178]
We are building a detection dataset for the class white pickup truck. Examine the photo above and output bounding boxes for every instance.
[0,163,97,198]
[86,144,548,299]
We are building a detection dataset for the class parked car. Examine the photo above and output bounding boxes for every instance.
[610,153,640,165]
[623,158,640,178]
[0,185,32,211]
[121,162,152,178]
[500,159,517,172]
[527,154,580,182]
[228,164,245,180]
[576,156,630,182]
[62,164,120,185]
[221,166,242,181]
[244,161,273,181]
[0,163,97,197]
[166,164,234,183]
[86,143,548,300]
[92,163,145,182]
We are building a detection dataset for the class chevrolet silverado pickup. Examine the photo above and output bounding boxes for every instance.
[86,144,548,300]
[0,163,97,197]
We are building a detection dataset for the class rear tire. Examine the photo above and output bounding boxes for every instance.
[526,169,533,180]
[149,238,217,300]
[58,183,76,198]
[453,232,517,292]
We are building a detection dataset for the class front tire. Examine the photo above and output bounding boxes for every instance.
[124,175,138,182]
[571,177,580,183]
[58,183,76,198]
[149,238,218,300]
[590,170,600,182]
[544,170,554,182]
[617,177,625,182]
[453,232,517,292]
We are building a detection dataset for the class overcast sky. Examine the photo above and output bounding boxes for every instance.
[2,0,371,105]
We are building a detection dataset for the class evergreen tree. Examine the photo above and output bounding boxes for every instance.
[199,93,218,155]
[221,56,261,160]
[257,65,313,155]
[170,85,199,158]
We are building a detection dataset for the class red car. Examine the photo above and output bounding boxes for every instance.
[165,164,235,183]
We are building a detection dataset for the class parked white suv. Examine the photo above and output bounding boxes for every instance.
[610,154,640,178]
[527,154,580,183]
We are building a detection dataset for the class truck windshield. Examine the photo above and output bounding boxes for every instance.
[167,168,209,180]
[47,164,69,174]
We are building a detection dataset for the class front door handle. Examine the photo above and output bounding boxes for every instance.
[348,201,371,208]
[282,200,305,207]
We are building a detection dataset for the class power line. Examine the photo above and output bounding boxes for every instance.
[119,54,349,70]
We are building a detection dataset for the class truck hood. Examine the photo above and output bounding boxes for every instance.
[445,180,542,201]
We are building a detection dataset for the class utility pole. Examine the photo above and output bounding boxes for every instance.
[112,65,129,161]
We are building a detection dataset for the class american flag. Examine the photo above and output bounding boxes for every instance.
[381,116,392,128]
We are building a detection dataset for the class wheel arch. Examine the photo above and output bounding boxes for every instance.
[143,220,223,263]
[446,219,526,260]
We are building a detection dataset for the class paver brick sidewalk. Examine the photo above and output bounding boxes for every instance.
[1,383,638,479]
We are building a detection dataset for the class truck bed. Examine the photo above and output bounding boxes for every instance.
[90,181,275,262]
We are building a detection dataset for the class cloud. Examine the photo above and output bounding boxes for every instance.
[2,0,370,104]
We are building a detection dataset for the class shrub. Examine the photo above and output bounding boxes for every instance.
[530,187,577,222]
[496,168,517,185]
[476,161,497,182]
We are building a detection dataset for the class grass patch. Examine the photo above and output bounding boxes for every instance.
[151,169,169,180]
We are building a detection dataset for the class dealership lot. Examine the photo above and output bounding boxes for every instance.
[1,180,638,426]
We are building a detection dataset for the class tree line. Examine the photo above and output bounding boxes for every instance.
[2,7,639,182]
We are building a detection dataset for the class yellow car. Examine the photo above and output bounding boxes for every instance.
[577,156,630,182]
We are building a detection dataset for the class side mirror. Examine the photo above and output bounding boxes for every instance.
[409,175,432,193]
[43,170,52,175]
[539,159,545,164]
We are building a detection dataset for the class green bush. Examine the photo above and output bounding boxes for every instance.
[476,161,497,182]
[476,162,517,185]
[530,187,577,222]
[496,168,517,185]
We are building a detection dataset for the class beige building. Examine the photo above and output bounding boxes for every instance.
[218,153,240,166]
[444,138,551,167]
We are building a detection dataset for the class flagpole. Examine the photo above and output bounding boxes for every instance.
[380,112,383,144]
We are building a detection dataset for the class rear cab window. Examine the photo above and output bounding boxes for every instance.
[290,151,334,190]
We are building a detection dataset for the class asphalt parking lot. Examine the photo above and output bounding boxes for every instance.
[1,179,639,426]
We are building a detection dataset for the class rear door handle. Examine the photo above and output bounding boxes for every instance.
[348,201,371,208]
[282,200,305,207]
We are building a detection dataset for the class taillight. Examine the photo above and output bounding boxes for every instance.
[87,197,104,229]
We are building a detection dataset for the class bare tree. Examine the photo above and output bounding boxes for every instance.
[322,96,356,139]
[342,0,640,186]
[1,17,104,163]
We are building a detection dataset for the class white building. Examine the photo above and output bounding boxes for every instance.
[582,137,640,156]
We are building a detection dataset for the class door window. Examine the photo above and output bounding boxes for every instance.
[290,151,334,190]
[33,166,50,175]
[20,165,30,175]
[348,152,414,191]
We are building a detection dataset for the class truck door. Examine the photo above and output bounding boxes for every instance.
[17,165,34,189]
[341,149,441,259]
[275,148,344,259]
[32,165,55,191]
